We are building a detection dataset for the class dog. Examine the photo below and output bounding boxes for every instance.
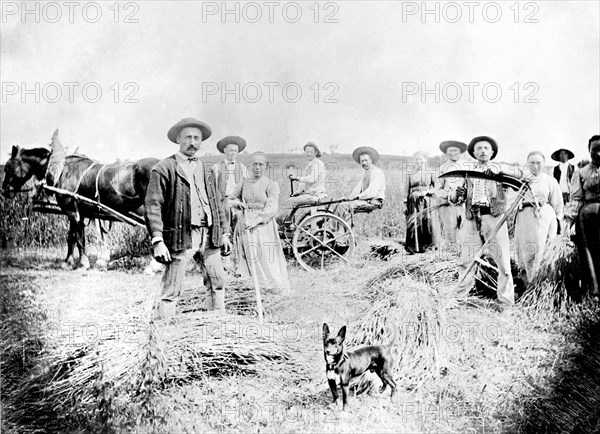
[322,323,397,410]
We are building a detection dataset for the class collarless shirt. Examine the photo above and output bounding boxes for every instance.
[175,152,212,227]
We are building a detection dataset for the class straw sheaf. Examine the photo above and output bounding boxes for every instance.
[7,301,293,427]
[348,260,456,391]
[518,235,579,314]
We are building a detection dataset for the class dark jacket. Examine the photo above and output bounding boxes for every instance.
[553,164,575,185]
[144,155,229,253]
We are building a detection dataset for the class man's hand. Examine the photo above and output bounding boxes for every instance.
[221,235,232,256]
[455,186,467,200]
[288,174,298,181]
[483,166,500,177]
[153,241,172,264]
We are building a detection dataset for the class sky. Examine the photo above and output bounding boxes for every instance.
[1,1,599,164]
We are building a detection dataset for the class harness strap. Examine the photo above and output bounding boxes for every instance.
[74,162,98,194]
[94,164,106,202]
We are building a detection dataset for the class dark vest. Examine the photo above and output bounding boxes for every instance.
[553,164,574,184]
[464,178,507,220]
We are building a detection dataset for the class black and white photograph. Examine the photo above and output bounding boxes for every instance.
[1,1,599,432]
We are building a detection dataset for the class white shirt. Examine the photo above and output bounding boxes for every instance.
[350,165,386,200]
[523,172,564,219]
[299,158,327,196]
[558,161,570,193]
[213,160,249,197]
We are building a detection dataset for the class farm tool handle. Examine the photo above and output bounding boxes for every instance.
[454,178,531,290]
[38,183,145,228]
[242,199,264,324]
[289,175,295,197]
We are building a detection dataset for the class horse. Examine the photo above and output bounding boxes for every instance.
[2,130,159,269]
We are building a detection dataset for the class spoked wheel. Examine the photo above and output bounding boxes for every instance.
[292,212,355,272]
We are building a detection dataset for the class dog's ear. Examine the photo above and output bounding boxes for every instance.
[337,325,346,342]
[323,323,330,341]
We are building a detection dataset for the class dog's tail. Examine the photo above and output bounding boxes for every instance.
[386,325,398,348]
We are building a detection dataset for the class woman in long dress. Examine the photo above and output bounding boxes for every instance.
[404,152,439,254]
[230,152,291,294]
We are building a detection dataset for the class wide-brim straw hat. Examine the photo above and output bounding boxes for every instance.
[551,148,575,161]
[216,136,247,153]
[352,146,380,164]
[468,136,498,160]
[167,118,212,143]
[439,140,467,154]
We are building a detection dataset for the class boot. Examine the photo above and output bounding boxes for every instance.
[212,288,226,315]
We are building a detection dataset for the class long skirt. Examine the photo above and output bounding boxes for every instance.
[514,204,557,285]
[405,192,435,254]
[234,216,291,294]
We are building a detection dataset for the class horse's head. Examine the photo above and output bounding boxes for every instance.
[2,145,50,198]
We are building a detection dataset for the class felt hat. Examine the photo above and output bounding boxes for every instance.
[303,142,322,157]
[550,148,575,161]
[167,118,212,144]
[352,146,380,164]
[468,136,498,160]
[439,140,467,154]
[216,136,247,153]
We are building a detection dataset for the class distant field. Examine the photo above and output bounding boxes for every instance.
[0,152,412,254]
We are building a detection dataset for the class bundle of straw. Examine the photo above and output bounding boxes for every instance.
[518,235,579,313]
[350,271,449,390]
[8,309,292,428]
[362,254,459,295]
[163,313,290,381]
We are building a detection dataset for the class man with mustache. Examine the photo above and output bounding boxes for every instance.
[449,136,516,313]
[343,146,386,214]
[145,118,232,320]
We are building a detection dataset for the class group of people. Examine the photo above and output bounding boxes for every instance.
[143,118,388,319]
[403,135,600,313]
[143,117,598,319]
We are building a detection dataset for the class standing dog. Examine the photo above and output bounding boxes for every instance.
[322,323,397,410]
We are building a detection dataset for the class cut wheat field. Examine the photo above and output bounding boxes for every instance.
[2,153,600,433]
[2,241,599,433]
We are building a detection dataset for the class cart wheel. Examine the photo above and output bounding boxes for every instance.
[292,212,355,272]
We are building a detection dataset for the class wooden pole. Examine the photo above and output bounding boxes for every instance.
[40,183,144,227]
[455,179,530,290]
[242,199,264,324]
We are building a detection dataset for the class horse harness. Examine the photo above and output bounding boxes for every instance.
[72,162,107,203]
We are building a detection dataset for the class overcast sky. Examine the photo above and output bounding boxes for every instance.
[1,1,599,164]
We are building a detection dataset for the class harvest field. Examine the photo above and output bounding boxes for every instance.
[2,152,600,433]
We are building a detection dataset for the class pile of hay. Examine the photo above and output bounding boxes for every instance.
[349,260,454,390]
[7,304,292,428]
[518,235,580,314]
[362,253,459,291]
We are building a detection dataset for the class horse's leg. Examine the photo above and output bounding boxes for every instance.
[77,218,91,270]
[94,219,111,270]
[62,217,77,269]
